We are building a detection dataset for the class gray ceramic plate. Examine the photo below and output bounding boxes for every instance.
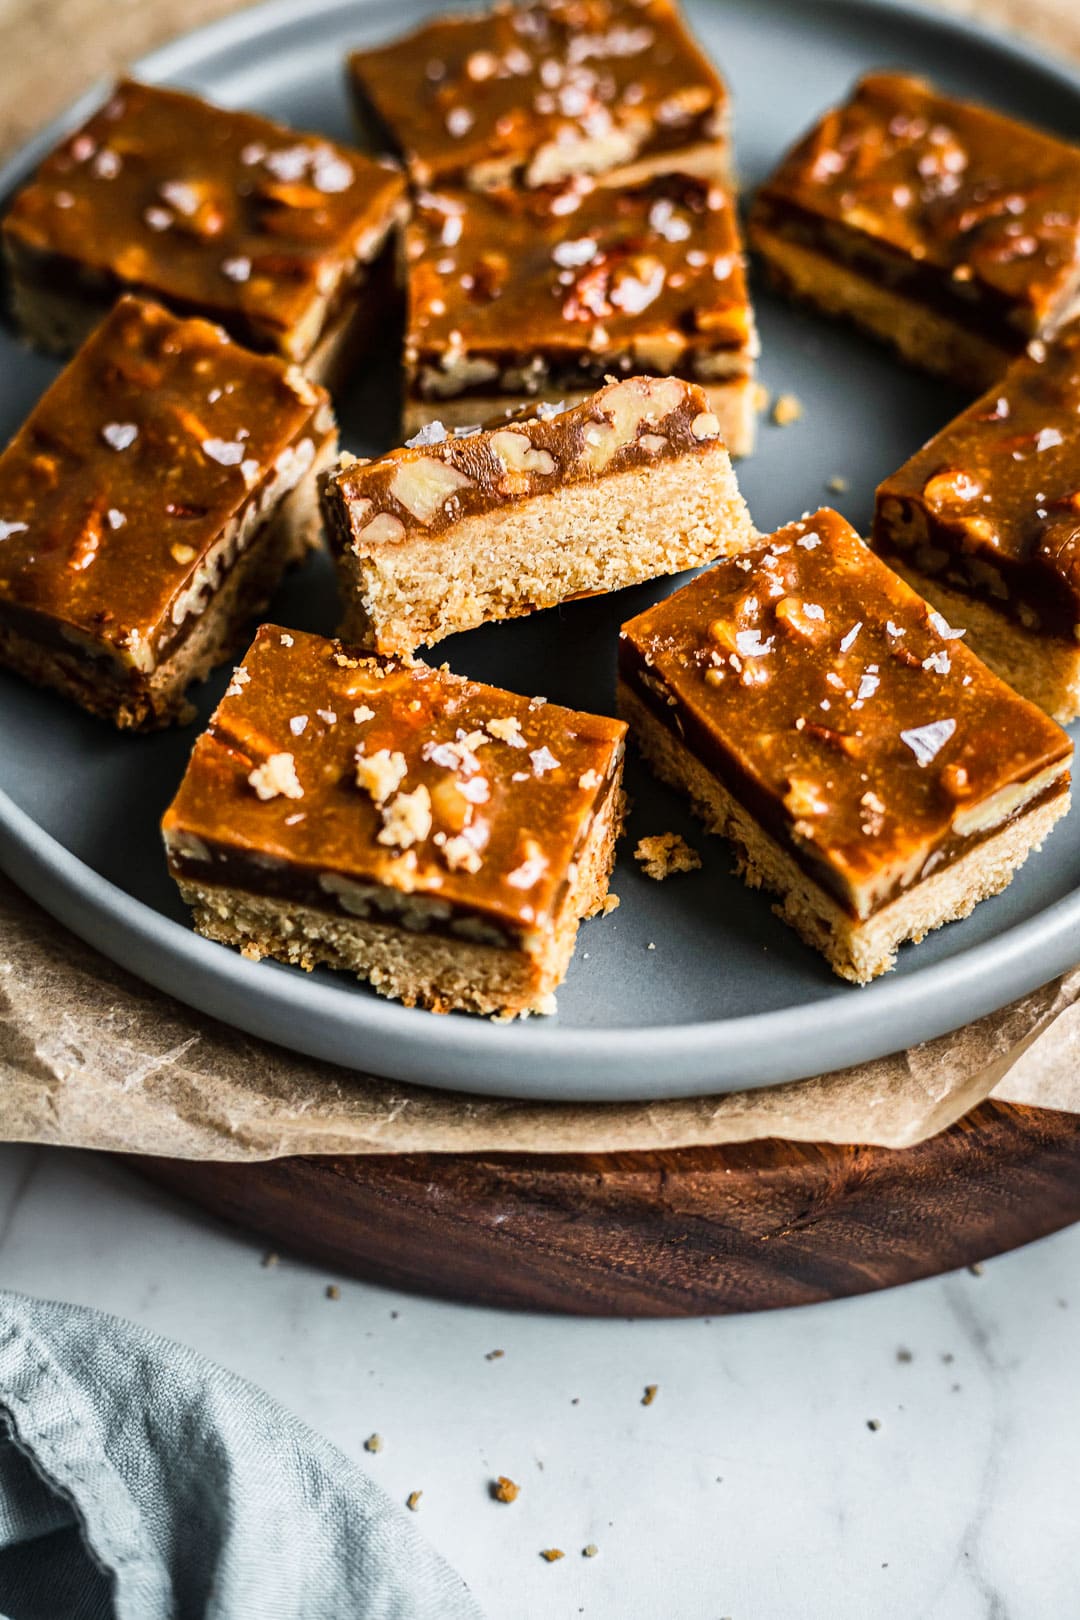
[1,0,1079,1101]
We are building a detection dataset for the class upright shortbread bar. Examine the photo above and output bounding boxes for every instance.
[618,508,1071,983]
[348,0,729,191]
[874,320,1080,722]
[0,297,336,729]
[163,624,626,1017]
[2,79,407,381]
[404,175,758,448]
[321,375,754,655]
[749,74,1080,389]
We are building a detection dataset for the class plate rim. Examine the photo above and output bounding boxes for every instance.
[1,0,1079,1102]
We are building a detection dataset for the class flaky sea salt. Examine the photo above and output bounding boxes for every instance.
[900,718,956,766]
[530,746,560,776]
[406,421,448,448]
[928,611,965,641]
[552,237,598,268]
[101,422,138,451]
[202,438,246,466]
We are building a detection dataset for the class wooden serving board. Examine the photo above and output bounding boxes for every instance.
[134,1099,1080,1315]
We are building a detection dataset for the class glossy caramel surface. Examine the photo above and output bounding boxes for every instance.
[875,320,1080,637]
[349,0,726,187]
[751,73,1080,341]
[619,509,1071,911]
[407,175,752,378]
[163,624,626,935]
[0,297,329,667]
[2,80,406,357]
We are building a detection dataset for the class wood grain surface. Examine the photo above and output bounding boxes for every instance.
[134,1100,1080,1314]
[11,0,1080,1313]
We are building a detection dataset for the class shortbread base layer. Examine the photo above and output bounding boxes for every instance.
[0,436,334,730]
[334,445,755,657]
[617,681,1070,984]
[175,780,624,1017]
[750,224,1014,391]
[404,373,757,458]
[881,555,1080,726]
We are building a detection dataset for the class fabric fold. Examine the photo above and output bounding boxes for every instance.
[0,1291,484,1620]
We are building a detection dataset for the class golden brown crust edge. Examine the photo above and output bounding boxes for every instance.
[0,436,333,730]
[617,680,1069,983]
[174,774,625,1017]
[881,555,1080,726]
[748,221,1011,390]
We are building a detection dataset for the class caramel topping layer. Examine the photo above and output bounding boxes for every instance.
[752,73,1080,340]
[0,297,331,669]
[619,508,1071,917]
[2,80,406,358]
[407,175,753,376]
[349,0,726,188]
[324,376,728,546]
[163,624,626,938]
[875,319,1080,638]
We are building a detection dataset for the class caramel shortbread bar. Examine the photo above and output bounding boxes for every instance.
[404,174,758,450]
[874,320,1080,723]
[163,624,626,1017]
[749,74,1080,389]
[321,375,754,655]
[348,0,729,192]
[0,297,336,730]
[2,79,407,382]
[618,508,1072,983]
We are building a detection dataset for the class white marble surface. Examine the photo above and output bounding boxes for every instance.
[0,1143,1077,1619]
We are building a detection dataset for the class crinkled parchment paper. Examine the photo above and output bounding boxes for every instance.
[1,0,1079,1162]
[2,877,1079,1158]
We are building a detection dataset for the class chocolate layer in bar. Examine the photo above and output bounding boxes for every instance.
[874,319,1080,720]
[163,624,626,1016]
[349,0,729,192]
[404,173,757,448]
[322,375,754,654]
[749,74,1080,388]
[0,297,336,729]
[618,508,1071,980]
[2,79,407,380]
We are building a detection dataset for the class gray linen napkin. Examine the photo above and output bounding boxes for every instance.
[0,1290,484,1619]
